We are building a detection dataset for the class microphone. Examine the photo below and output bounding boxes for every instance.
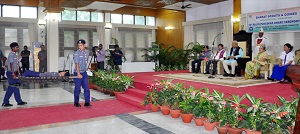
[212,33,223,46]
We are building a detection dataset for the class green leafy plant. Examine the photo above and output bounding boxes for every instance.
[227,94,247,128]
[179,86,196,114]
[192,88,209,119]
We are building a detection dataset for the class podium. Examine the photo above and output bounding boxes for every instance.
[286,65,300,134]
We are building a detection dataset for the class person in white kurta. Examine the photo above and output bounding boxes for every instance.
[254,28,267,57]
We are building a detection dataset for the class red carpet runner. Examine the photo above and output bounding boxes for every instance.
[0,100,143,130]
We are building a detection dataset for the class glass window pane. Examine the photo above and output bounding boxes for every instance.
[135,16,145,25]
[123,15,133,24]
[21,7,37,18]
[111,14,122,24]
[77,11,90,21]
[146,16,155,26]
[62,10,76,21]
[79,31,89,46]
[91,12,104,22]
[5,28,18,46]
[3,5,20,18]
[92,32,99,46]
[64,31,75,47]
[23,29,30,47]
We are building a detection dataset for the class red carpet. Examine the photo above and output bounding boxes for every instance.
[119,70,297,108]
[0,100,143,131]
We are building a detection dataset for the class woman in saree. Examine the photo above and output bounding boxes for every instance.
[244,45,268,80]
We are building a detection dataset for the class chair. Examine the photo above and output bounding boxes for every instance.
[258,55,276,79]
[189,60,206,73]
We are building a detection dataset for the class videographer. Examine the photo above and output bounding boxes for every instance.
[96,44,105,70]
[112,45,123,69]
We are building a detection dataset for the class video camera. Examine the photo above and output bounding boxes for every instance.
[92,46,99,54]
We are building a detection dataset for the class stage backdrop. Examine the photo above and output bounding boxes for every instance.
[247,7,300,32]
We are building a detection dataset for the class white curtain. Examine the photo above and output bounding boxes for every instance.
[28,23,38,46]
[222,17,233,48]
[96,25,105,49]
[184,25,194,49]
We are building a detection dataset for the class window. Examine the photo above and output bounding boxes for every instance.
[64,31,75,47]
[123,15,134,24]
[3,5,19,18]
[21,7,37,18]
[79,31,89,46]
[77,11,90,21]
[92,32,99,46]
[62,10,76,21]
[146,16,155,26]
[23,29,30,47]
[5,28,18,46]
[111,14,122,24]
[91,12,104,22]
[135,16,145,25]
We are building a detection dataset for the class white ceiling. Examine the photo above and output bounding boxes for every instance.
[85,2,126,11]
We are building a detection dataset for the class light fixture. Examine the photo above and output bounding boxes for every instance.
[165,26,174,30]
[231,17,240,23]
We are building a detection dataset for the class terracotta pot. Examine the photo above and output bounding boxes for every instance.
[181,113,193,123]
[89,83,96,90]
[203,121,218,131]
[150,104,160,112]
[109,91,115,96]
[227,127,245,134]
[95,86,100,90]
[216,125,228,134]
[104,90,110,95]
[245,129,262,134]
[113,91,124,97]
[193,118,204,126]
[160,106,170,115]
[170,110,181,118]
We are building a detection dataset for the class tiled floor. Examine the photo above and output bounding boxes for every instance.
[0,80,237,134]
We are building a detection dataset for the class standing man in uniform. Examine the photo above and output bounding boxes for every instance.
[2,42,27,107]
[21,45,30,73]
[38,45,47,72]
[96,44,105,70]
[73,39,91,107]
[254,28,267,57]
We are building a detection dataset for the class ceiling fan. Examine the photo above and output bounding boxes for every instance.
[178,0,192,9]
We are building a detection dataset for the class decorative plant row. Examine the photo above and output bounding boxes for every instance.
[142,79,298,134]
[142,41,204,72]
[89,70,134,95]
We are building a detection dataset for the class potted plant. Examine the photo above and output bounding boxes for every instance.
[179,86,196,123]
[226,94,247,134]
[168,83,183,118]
[157,79,173,115]
[202,91,220,131]
[192,88,209,126]
[141,84,160,112]
[242,94,269,134]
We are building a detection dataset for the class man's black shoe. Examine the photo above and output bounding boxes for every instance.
[84,103,92,107]
[223,73,229,77]
[2,103,13,107]
[204,72,210,74]
[230,74,235,77]
[18,102,27,105]
[212,72,215,75]
[74,103,81,107]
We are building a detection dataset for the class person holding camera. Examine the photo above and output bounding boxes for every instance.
[96,44,105,70]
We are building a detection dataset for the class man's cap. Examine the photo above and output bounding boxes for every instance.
[10,42,19,48]
[259,27,264,33]
[77,39,86,44]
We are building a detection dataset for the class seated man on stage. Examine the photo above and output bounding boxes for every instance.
[204,44,227,75]
[22,70,66,78]
[223,41,244,77]
[191,45,211,73]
